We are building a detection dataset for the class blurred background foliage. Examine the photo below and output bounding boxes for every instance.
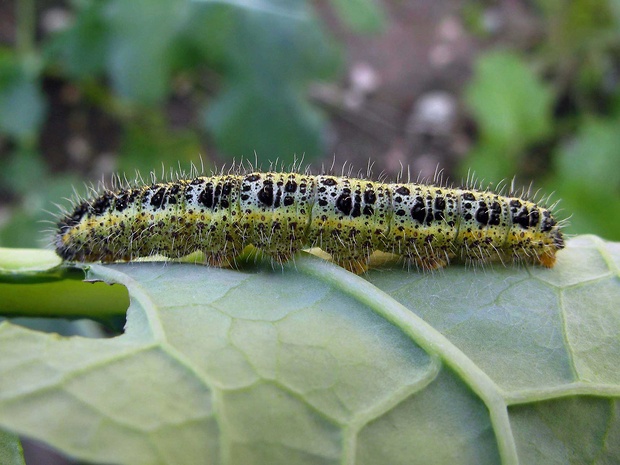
[0,0,619,249]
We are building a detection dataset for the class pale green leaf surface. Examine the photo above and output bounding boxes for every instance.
[0,235,619,465]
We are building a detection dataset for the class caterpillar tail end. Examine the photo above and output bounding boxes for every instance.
[537,228,564,268]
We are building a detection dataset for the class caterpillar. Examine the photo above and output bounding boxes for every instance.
[54,169,565,274]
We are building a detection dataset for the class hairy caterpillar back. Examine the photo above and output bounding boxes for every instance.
[55,171,565,273]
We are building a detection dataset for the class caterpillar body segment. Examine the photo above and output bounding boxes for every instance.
[239,172,315,265]
[55,171,565,273]
[306,176,392,273]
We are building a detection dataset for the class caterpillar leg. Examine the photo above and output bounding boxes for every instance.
[537,251,557,268]
[267,250,295,268]
[335,258,369,275]
[96,250,128,263]
[326,245,371,274]
[204,252,237,269]
[407,253,449,272]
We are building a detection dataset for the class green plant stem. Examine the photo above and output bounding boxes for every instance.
[0,249,128,321]
[0,277,129,321]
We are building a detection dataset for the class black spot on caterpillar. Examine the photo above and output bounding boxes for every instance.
[54,170,565,273]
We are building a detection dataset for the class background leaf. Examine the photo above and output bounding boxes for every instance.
[464,51,554,179]
[0,235,618,464]
[328,0,387,33]
[0,53,46,140]
[466,51,553,150]
[195,1,340,161]
[47,0,109,79]
[546,116,620,240]
[103,0,190,104]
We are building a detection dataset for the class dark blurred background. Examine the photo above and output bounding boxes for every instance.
[1,0,619,250]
